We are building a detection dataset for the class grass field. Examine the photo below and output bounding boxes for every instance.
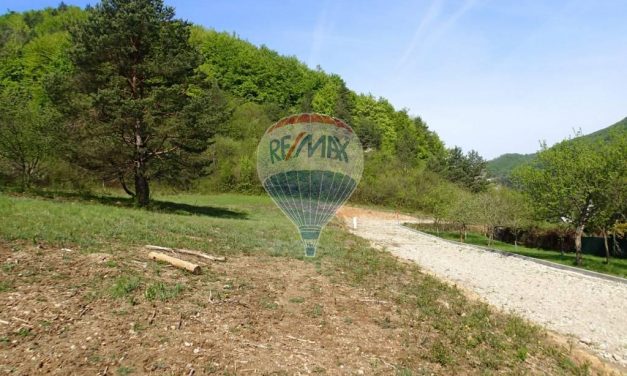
[406,225,627,279]
[0,191,604,374]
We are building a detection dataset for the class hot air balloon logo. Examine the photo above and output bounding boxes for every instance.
[257,113,364,257]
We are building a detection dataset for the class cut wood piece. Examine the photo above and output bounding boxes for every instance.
[147,251,201,274]
[145,245,226,262]
[171,248,226,262]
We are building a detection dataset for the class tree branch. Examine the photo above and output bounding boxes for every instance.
[118,173,135,197]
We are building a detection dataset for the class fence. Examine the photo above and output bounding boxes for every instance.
[582,236,626,258]
[494,227,627,259]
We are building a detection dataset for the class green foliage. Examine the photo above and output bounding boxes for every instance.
[0,85,61,188]
[190,26,322,108]
[486,153,536,184]
[61,0,227,205]
[353,94,397,155]
[433,146,488,192]
[311,74,355,121]
[422,181,465,226]
[577,117,627,144]
[445,189,477,240]
[513,132,627,264]
[488,117,627,183]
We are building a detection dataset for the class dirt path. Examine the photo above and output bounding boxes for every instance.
[339,207,627,368]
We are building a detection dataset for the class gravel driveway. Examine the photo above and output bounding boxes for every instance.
[342,214,627,367]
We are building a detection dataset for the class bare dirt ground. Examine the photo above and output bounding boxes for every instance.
[0,242,420,375]
[338,207,627,372]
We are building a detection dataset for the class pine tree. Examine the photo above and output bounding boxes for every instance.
[68,0,224,206]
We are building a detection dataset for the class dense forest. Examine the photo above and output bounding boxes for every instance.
[0,1,624,264]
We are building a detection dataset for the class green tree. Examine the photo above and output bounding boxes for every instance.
[435,147,488,192]
[0,86,60,189]
[352,117,382,150]
[513,134,627,265]
[67,0,221,206]
[586,134,627,263]
[311,75,354,121]
[473,188,531,246]
[475,190,504,245]
[500,189,532,247]
[447,189,478,242]
[423,181,464,233]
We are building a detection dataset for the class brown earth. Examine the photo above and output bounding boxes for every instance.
[0,243,418,375]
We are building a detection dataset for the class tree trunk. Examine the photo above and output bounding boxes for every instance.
[20,162,30,191]
[459,224,464,242]
[574,224,584,266]
[119,173,135,197]
[134,169,149,207]
[602,229,610,264]
[559,236,565,256]
[134,118,149,207]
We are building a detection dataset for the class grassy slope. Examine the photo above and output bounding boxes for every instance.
[0,192,596,374]
[409,226,627,279]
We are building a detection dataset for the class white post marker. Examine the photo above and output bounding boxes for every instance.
[353,217,358,229]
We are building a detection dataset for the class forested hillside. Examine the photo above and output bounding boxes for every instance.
[0,4,488,210]
[487,117,627,184]
[486,153,536,184]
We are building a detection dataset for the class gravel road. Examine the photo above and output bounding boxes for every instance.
[343,215,627,367]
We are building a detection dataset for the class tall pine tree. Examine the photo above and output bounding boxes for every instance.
[68,0,224,205]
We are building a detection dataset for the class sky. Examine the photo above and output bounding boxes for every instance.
[3,0,627,159]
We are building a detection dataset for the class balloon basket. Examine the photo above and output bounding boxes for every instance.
[299,225,321,257]
[305,245,316,257]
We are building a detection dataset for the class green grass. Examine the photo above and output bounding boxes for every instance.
[0,191,593,373]
[144,282,184,301]
[0,281,13,292]
[409,226,627,279]
[110,275,142,298]
[0,192,299,256]
[288,296,305,304]
[116,366,134,376]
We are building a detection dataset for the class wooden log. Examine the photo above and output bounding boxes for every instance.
[147,251,201,274]
[145,245,226,262]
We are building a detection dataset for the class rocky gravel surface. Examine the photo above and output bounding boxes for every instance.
[344,216,627,368]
